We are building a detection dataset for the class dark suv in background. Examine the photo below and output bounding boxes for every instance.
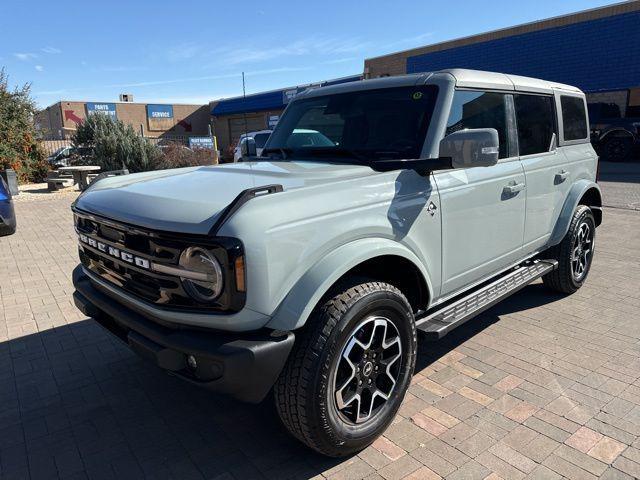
[588,102,640,162]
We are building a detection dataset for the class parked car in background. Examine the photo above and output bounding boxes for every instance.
[286,128,335,148]
[71,69,601,456]
[233,129,272,161]
[68,147,94,165]
[588,102,640,161]
[47,146,73,168]
[0,176,16,236]
[47,146,94,168]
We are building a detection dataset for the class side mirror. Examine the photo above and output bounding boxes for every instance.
[439,128,499,169]
[240,137,257,160]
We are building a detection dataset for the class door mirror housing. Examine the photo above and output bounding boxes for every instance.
[240,137,257,161]
[439,128,500,169]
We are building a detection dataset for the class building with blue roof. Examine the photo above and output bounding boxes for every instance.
[365,1,640,117]
[211,74,361,156]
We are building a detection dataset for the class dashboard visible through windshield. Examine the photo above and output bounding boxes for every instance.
[264,85,439,163]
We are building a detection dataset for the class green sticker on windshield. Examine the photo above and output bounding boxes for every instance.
[412,92,423,100]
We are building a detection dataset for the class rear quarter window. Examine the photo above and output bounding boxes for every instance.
[561,96,588,141]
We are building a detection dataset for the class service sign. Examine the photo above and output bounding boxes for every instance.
[188,137,215,150]
[282,84,323,104]
[268,115,280,128]
[147,104,174,130]
[283,89,299,104]
[86,102,117,119]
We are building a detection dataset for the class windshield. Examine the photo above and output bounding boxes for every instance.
[265,85,438,162]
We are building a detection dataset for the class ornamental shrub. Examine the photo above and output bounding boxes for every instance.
[0,68,49,183]
[72,114,161,173]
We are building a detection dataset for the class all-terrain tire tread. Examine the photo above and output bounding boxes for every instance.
[543,205,593,294]
[274,281,413,456]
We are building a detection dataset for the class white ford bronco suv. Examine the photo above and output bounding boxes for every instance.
[72,69,602,456]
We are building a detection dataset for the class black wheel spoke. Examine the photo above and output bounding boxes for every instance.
[333,316,402,424]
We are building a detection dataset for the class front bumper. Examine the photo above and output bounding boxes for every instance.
[0,200,16,236]
[72,266,294,403]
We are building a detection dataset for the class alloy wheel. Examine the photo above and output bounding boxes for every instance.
[333,316,402,424]
[572,222,593,281]
[604,137,632,162]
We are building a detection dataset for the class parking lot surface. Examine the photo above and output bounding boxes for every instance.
[1,169,640,480]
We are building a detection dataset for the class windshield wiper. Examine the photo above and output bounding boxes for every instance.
[295,147,370,164]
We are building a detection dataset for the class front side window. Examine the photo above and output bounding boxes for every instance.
[446,91,509,159]
[265,85,439,162]
[514,94,556,156]
[561,96,588,141]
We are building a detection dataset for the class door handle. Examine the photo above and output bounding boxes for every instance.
[555,170,570,182]
[503,182,525,195]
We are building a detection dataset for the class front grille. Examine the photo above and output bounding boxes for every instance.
[74,209,245,312]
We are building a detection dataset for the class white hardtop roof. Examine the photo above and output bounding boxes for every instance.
[443,68,582,94]
[301,68,583,99]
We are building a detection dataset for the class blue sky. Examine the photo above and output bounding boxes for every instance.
[1,0,615,108]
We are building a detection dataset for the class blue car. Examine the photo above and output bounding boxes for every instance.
[0,176,16,236]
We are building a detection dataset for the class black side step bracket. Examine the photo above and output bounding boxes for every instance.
[209,184,283,235]
[416,259,558,340]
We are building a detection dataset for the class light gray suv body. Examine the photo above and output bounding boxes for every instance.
[72,69,602,456]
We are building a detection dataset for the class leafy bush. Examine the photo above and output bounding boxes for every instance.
[72,115,161,173]
[0,68,49,183]
[153,142,217,170]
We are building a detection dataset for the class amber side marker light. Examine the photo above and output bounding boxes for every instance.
[235,256,246,292]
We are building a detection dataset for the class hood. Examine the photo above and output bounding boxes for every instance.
[74,161,377,235]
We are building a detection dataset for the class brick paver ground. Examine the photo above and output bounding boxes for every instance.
[1,174,639,479]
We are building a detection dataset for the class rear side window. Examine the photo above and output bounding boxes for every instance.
[447,91,509,158]
[561,96,588,141]
[514,95,556,156]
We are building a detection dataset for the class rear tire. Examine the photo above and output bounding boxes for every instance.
[543,205,595,294]
[275,280,416,457]
[601,135,633,162]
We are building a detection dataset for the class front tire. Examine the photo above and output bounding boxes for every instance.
[275,281,416,457]
[543,205,596,294]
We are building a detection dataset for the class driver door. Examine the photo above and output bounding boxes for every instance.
[434,90,526,297]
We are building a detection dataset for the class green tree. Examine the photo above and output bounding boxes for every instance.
[0,68,49,183]
[72,114,160,173]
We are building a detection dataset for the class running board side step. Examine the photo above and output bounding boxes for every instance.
[416,259,558,340]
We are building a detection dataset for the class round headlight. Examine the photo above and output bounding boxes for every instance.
[178,247,223,302]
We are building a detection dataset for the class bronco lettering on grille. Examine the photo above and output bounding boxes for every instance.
[78,233,150,269]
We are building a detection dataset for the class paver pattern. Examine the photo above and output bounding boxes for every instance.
[1,168,639,480]
[598,162,640,211]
